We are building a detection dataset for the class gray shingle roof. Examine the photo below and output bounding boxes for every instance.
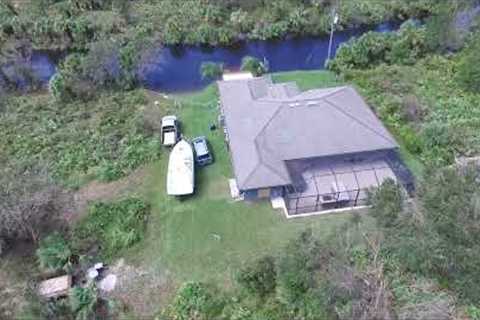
[218,76,398,191]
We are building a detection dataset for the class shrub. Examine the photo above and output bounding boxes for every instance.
[36,232,72,272]
[240,56,268,76]
[328,21,427,73]
[398,125,423,155]
[277,229,324,305]
[52,40,143,102]
[200,61,224,80]
[368,179,404,228]
[386,21,427,65]
[328,31,392,73]
[70,285,98,320]
[230,9,253,34]
[73,198,149,258]
[467,305,480,320]
[456,36,480,93]
[236,256,276,298]
[165,282,223,320]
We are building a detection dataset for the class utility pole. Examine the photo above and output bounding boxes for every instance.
[325,9,339,68]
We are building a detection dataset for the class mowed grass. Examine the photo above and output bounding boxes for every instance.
[272,69,342,90]
[127,72,357,285]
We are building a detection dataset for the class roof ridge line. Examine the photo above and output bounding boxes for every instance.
[240,100,286,188]
[324,97,396,145]
[301,85,349,100]
[241,162,263,188]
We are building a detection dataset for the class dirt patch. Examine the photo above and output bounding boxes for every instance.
[101,258,175,317]
[64,167,148,223]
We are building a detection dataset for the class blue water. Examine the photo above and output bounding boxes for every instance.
[27,21,399,93]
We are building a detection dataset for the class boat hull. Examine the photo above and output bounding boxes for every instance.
[167,140,195,196]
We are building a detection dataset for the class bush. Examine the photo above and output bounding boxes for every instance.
[240,56,269,76]
[73,198,149,258]
[386,21,427,65]
[368,179,404,228]
[328,32,392,72]
[398,125,423,155]
[277,229,324,305]
[200,61,224,80]
[70,285,98,320]
[36,232,72,272]
[456,35,480,93]
[52,40,142,102]
[164,282,223,320]
[236,256,276,298]
[328,20,427,73]
[467,305,480,320]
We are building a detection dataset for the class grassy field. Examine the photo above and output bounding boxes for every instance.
[126,71,362,287]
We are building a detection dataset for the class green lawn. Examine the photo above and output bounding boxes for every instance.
[127,72,359,286]
[272,69,342,90]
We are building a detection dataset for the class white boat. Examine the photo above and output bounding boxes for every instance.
[167,139,195,196]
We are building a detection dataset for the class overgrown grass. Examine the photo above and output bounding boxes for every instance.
[0,90,163,187]
[345,55,480,167]
[73,198,150,259]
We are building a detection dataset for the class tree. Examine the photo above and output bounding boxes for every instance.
[0,166,66,247]
[200,61,224,80]
[236,256,277,298]
[240,56,268,76]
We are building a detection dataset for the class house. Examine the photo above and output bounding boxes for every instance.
[218,75,409,215]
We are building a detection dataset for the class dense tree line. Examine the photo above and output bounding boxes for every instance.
[0,0,441,49]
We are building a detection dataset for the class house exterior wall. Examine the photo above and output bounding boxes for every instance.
[257,188,271,198]
[242,186,285,201]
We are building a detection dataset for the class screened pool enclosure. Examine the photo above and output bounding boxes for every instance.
[284,155,398,215]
